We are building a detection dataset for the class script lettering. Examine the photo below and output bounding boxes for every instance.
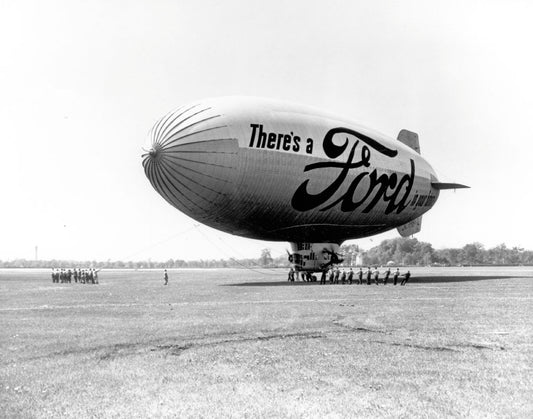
[291,127,414,214]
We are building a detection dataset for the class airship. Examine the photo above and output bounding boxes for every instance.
[142,97,467,272]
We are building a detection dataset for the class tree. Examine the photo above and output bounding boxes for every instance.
[461,242,485,265]
[339,243,361,266]
[259,248,273,266]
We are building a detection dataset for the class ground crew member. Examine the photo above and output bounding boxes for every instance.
[401,270,411,286]
[320,270,327,284]
[383,268,391,285]
[288,267,294,282]
[366,267,372,285]
[164,269,168,285]
[334,268,340,284]
[340,269,346,284]
[374,268,380,285]
[347,268,354,284]
[393,268,400,285]
[358,268,363,284]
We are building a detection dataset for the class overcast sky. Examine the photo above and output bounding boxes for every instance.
[1,0,532,262]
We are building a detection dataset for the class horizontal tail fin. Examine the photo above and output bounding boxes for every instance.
[431,182,470,190]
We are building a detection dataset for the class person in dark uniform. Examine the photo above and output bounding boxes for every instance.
[340,269,346,284]
[383,268,391,285]
[164,269,168,285]
[393,268,400,285]
[401,270,411,286]
[366,267,372,285]
[347,268,354,284]
[320,270,327,284]
[358,268,363,285]
[288,267,294,282]
[373,267,380,285]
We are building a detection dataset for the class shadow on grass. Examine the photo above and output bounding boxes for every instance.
[410,275,526,283]
[222,275,523,287]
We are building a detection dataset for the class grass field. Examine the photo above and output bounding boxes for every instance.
[1,267,532,418]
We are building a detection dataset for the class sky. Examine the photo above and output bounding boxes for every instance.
[1,0,532,262]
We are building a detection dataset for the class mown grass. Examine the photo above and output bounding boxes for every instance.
[1,267,532,418]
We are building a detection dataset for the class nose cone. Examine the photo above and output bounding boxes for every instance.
[142,102,238,218]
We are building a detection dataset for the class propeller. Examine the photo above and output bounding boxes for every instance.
[321,247,344,269]
[286,249,293,263]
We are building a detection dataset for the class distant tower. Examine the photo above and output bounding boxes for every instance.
[35,245,38,261]
[355,252,364,267]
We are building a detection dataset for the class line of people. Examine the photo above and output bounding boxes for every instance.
[288,267,411,285]
[51,268,99,284]
[323,267,411,285]
[287,269,315,282]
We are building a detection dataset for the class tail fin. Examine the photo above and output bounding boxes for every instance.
[397,129,420,154]
[431,182,470,190]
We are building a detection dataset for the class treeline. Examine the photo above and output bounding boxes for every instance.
[0,258,277,269]
[349,239,533,267]
[1,239,532,269]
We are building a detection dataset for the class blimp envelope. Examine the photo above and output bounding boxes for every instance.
[142,96,441,245]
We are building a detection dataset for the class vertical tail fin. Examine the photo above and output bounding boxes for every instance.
[397,129,420,154]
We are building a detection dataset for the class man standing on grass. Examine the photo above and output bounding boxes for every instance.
[393,268,400,285]
[383,268,391,285]
[320,270,327,284]
[347,268,354,284]
[164,269,168,285]
[401,270,411,286]
[334,268,340,284]
[374,267,380,285]
[288,267,294,282]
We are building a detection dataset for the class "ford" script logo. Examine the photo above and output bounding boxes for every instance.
[291,127,415,214]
